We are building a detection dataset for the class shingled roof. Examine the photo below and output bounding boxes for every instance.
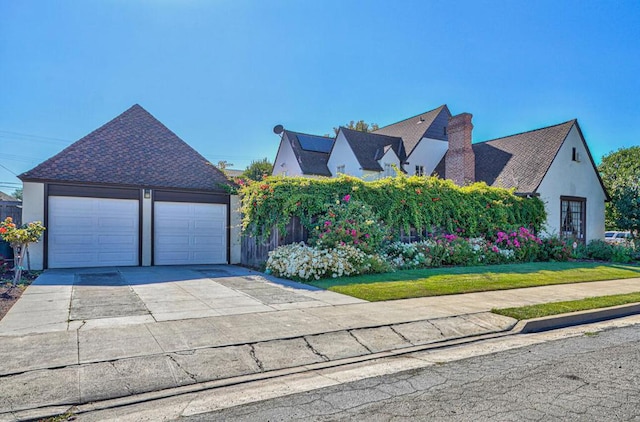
[283,130,334,177]
[433,120,577,193]
[19,104,233,192]
[340,127,406,172]
[373,105,450,156]
[0,191,19,201]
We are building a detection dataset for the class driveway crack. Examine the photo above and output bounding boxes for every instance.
[303,337,330,361]
[389,325,413,345]
[249,344,265,372]
[348,330,373,353]
[167,354,198,383]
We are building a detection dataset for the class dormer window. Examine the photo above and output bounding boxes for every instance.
[336,165,345,174]
[384,163,393,177]
[415,165,425,176]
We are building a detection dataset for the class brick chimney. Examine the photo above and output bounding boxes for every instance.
[445,113,475,185]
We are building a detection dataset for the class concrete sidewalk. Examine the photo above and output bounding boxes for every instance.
[1,272,640,421]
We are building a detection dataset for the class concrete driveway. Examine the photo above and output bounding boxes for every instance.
[0,265,364,335]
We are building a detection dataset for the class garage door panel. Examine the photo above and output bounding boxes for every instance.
[154,201,227,265]
[48,196,139,268]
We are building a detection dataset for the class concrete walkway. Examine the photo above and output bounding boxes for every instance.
[1,268,640,421]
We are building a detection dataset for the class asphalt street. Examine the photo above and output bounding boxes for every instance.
[182,323,640,421]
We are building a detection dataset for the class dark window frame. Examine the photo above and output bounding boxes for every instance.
[560,196,586,242]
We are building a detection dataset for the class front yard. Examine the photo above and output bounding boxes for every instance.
[306,261,640,301]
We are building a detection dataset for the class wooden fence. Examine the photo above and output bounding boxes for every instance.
[0,200,22,226]
[241,217,308,268]
[0,200,21,261]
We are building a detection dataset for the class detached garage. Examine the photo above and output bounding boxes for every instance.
[19,104,240,269]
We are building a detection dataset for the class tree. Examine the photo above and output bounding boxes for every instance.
[12,188,22,200]
[0,217,45,286]
[215,160,233,171]
[241,158,273,181]
[598,146,640,235]
[331,120,380,136]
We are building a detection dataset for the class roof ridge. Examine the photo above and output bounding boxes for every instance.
[478,119,576,144]
[340,126,403,142]
[374,104,447,131]
[285,129,334,140]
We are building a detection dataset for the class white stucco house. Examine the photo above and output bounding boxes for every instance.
[271,105,609,242]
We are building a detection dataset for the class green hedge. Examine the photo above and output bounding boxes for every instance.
[240,175,546,240]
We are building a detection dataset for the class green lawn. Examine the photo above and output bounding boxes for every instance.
[493,292,640,320]
[306,262,640,302]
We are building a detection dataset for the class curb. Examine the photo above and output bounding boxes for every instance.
[518,302,640,333]
[6,305,640,421]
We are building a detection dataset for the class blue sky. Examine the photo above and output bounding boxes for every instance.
[1,0,639,193]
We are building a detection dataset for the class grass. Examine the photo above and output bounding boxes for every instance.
[305,261,640,301]
[493,292,640,320]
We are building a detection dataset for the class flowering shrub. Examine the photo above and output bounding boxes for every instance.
[266,243,388,281]
[241,175,546,241]
[310,195,387,254]
[0,217,46,286]
[537,236,572,262]
[266,228,574,282]
[491,227,542,262]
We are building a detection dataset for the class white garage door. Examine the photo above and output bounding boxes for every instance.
[48,196,139,268]
[154,202,227,265]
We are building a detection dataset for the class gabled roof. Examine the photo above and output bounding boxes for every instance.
[0,191,19,201]
[283,130,333,177]
[433,120,592,194]
[339,127,406,172]
[19,104,233,192]
[373,105,450,156]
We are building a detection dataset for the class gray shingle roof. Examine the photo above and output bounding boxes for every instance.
[433,120,576,193]
[284,130,334,176]
[340,127,406,172]
[0,191,18,201]
[373,105,450,155]
[19,104,233,192]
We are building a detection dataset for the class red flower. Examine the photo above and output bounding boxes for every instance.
[415,189,422,195]
[0,227,6,234]
[432,197,440,202]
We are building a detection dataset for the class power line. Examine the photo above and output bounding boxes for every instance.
[0,130,71,144]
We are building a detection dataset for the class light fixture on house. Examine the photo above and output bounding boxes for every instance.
[144,189,151,199]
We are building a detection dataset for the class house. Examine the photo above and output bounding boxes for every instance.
[20,104,242,269]
[271,106,608,242]
[273,105,450,179]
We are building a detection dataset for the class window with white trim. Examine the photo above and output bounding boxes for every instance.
[384,163,393,177]
[415,165,425,176]
[336,165,345,175]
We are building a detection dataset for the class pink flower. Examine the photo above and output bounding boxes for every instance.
[364,234,370,239]
[343,194,351,202]
[324,221,332,227]
[351,229,357,236]
[514,240,520,248]
[492,246,499,253]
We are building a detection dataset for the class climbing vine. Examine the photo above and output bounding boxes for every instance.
[240,175,546,240]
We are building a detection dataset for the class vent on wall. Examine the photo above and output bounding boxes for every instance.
[572,147,581,162]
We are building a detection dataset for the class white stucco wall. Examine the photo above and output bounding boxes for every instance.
[272,133,303,176]
[375,148,402,179]
[141,191,152,266]
[537,125,606,242]
[230,195,242,264]
[327,131,362,177]
[406,138,449,176]
[21,182,45,270]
